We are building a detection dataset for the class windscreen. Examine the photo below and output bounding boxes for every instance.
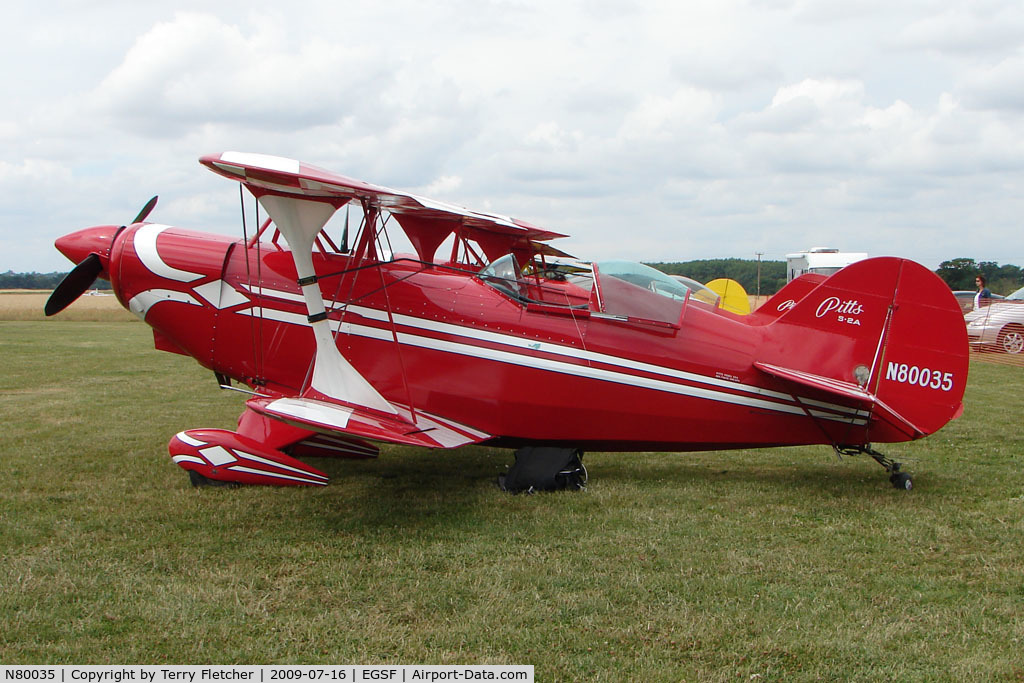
[594,260,688,325]
[477,253,522,297]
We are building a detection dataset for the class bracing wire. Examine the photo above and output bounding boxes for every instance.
[239,185,259,383]
[254,195,265,381]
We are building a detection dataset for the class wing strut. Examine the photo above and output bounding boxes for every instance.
[256,193,397,415]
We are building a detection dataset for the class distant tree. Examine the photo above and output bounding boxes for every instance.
[935,258,1023,295]
[986,262,1024,295]
[647,259,787,295]
[935,258,979,291]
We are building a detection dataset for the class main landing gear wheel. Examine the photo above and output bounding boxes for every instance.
[835,445,913,490]
[498,446,587,493]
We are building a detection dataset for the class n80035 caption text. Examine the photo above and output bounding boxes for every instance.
[1,667,532,683]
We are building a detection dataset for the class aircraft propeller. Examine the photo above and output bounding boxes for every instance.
[132,195,159,225]
[44,196,158,316]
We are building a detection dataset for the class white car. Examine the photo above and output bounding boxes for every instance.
[964,285,1024,354]
[952,290,1003,314]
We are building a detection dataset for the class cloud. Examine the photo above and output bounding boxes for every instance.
[6,2,1024,273]
[91,12,395,135]
[960,54,1024,111]
[896,6,1024,56]
[619,87,722,141]
[0,158,72,188]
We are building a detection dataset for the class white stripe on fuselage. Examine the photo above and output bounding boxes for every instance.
[133,224,204,282]
[128,289,201,319]
[235,303,867,426]
[241,284,867,420]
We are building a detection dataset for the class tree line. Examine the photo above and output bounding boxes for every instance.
[647,259,788,295]
[652,257,1023,296]
[934,258,1024,295]
[4,257,1022,296]
[0,270,110,290]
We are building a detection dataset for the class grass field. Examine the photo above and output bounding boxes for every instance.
[2,314,1024,678]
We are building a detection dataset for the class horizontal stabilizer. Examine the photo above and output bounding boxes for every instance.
[754,362,873,402]
[754,362,925,439]
[247,396,490,450]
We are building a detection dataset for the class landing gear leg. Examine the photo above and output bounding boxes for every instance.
[835,445,912,490]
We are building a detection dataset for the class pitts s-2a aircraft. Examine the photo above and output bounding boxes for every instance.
[48,152,969,490]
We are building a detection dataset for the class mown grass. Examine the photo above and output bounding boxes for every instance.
[2,321,1023,680]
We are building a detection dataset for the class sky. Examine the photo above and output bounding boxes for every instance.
[3,0,1024,273]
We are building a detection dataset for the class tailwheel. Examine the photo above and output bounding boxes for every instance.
[835,444,913,490]
[890,471,913,490]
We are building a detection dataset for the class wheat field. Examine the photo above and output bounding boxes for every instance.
[0,290,137,322]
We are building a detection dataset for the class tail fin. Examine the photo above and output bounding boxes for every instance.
[757,257,968,442]
[752,273,826,322]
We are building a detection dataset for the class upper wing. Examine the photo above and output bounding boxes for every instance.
[199,151,567,262]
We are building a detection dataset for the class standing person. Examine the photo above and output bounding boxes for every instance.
[974,275,992,310]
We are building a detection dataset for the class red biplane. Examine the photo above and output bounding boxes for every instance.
[48,152,969,490]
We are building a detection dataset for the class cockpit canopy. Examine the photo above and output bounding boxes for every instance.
[478,255,724,327]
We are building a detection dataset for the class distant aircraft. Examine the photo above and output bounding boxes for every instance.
[47,152,968,491]
[667,275,750,315]
[706,278,751,315]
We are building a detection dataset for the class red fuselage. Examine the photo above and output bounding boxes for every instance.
[91,222,895,452]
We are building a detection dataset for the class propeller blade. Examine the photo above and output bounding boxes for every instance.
[44,253,104,317]
[132,195,159,224]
